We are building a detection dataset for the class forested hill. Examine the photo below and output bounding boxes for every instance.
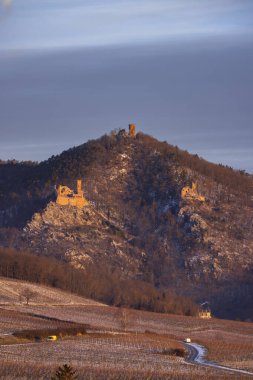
[0,130,253,320]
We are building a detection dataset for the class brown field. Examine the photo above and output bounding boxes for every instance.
[0,278,253,379]
[0,333,245,380]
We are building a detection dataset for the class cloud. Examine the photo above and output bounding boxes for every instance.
[0,0,253,50]
[0,40,252,172]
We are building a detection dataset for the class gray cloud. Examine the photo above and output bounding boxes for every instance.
[0,0,253,50]
[0,39,252,172]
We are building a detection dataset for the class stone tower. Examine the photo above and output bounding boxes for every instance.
[77,179,83,196]
[128,124,136,138]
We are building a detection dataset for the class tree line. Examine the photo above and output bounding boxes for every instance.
[0,247,198,316]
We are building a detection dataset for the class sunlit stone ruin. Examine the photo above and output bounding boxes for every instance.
[181,182,205,202]
[113,123,137,140]
[56,179,89,208]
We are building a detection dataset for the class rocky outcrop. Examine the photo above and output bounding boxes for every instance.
[178,206,208,243]
[23,202,142,277]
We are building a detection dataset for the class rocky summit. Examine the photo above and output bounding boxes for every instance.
[0,129,253,319]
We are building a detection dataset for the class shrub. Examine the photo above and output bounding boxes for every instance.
[51,364,77,380]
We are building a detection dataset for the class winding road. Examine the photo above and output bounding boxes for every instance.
[185,342,253,377]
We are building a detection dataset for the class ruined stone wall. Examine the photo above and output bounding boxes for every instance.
[181,182,205,202]
[56,180,89,208]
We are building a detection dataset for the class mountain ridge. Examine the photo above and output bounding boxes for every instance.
[0,130,253,320]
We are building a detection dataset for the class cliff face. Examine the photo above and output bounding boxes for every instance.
[0,131,253,319]
[23,202,143,277]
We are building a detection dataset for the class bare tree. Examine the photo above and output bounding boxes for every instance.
[19,287,38,305]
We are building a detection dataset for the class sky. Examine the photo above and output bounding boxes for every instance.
[0,0,252,172]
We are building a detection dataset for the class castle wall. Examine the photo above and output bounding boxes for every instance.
[56,180,89,208]
[181,182,205,202]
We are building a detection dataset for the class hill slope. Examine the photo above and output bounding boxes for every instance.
[0,277,101,306]
[0,130,253,319]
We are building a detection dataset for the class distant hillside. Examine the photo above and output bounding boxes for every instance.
[0,248,197,316]
[0,129,253,320]
[0,276,101,306]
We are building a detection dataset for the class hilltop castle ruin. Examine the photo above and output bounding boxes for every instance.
[113,124,137,140]
[56,179,89,208]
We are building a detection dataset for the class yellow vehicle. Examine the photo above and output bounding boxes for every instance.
[47,335,57,341]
